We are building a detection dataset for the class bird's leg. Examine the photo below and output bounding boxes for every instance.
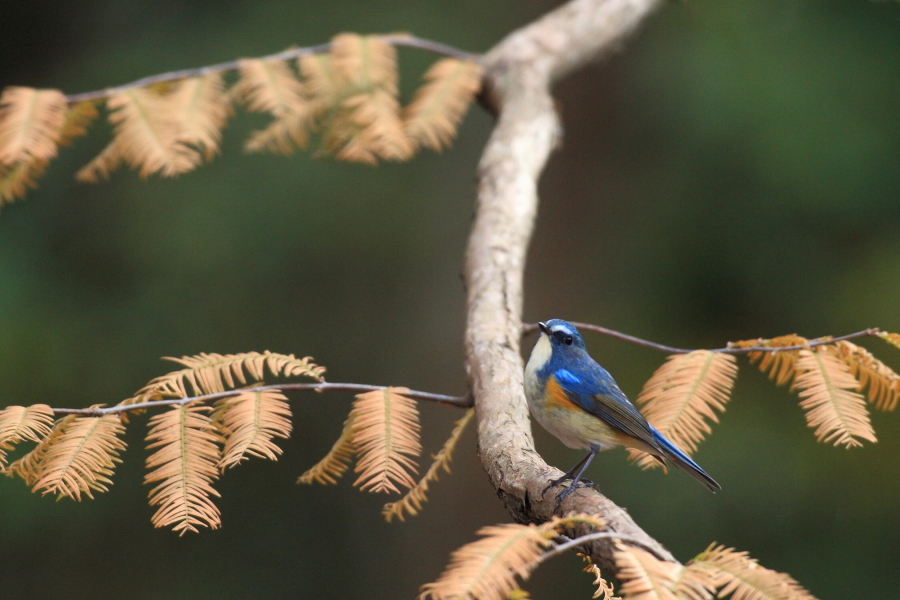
[544,445,600,505]
[543,452,592,496]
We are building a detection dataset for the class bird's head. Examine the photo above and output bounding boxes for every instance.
[527,320,588,375]
[538,319,586,351]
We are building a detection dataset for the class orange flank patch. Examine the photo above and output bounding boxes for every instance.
[544,376,580,410]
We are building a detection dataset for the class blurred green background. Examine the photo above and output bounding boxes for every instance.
[1,0,899,598]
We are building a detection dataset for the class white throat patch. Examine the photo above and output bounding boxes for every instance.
[526,334,553,373]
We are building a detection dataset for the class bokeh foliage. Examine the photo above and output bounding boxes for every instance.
[0,1,898,599]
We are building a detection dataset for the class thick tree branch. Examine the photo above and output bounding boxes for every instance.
[465,0,673,572]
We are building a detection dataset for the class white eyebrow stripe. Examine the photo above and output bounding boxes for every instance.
[550,324,574,336]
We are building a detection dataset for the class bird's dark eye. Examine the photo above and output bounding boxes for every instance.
[564,335,574,346]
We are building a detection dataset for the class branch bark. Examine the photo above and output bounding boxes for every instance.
[465,0,673,571]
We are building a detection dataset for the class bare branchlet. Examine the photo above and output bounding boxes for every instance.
[0,34,483,205]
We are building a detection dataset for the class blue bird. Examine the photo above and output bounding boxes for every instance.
[525,319,720,502]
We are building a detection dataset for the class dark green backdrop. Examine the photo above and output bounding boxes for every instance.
[1,1,899,598]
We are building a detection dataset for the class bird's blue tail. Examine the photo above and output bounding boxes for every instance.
[650,428,720,493]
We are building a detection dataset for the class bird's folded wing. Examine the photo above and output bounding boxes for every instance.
[556,372,658,450]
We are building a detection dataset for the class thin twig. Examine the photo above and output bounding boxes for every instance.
[65,34,475,105]
[546,532,669,563]
[523,322,882,355]
[51,382,472,417]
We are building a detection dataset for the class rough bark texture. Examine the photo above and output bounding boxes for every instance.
[464,0,675,571]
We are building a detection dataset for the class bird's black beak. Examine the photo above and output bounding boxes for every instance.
[537,322,549,335]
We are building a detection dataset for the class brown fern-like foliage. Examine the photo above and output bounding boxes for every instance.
[6,416,74,485]
[421,515,605,600]
[0,87,67,165]
[144,404,223,535]
[77,88,201,181]
[30,414,127,500]
[297,416,355,485]
[823,340,900,411]
[382,407,474,522]
[731,335,809,387]
[0,158,49,204]
[793,349,876,447]
[879,331,900,351]
[0,87,68,205]
[122,351,324,407]
[579,553,620,600]
[74,141,121,183]
[234,59,309,154]
[217,389,292,469]
[0,34,486,203]
[418,523,555,600]
[351,387,421,493]
[1,96,96,202]
[58,101,99,146]
[629,351,737,469]
[683,544,816,600]
[0,404,55,466]
[404,58,483,152]
[300,53,339,117]
[615,542,817,600]
[614,544,681,600]
[169,73,230,159]
[324,34,412,163]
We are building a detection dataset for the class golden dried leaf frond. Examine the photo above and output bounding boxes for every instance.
[324,34,413,163]
[0,158,49,204]
[507,589,531,600]
[878,331,900,351]
[579,554,621,600]
[245,110,310,154]
[793,349,875,447]
[299,53,339,116]
[235,58,309,153]
[684,544,817,600]
[0,87,67,165]
[330,89,413,163]
[6,416,74,485]
[731,335,809,387]
[88,88,201,180]
[30,414,127,500]
[0,404,55,465]
[822,341,900,411]
[236,59,306,117]
[217,389,292,469]
[331,34,398,92]
[614,543,681,600]
[298,416,355,485]
[58,101,99,146]
[671,569,716,600]
[145,404,222,535]
[75,140,123,183]
[351,387,421,493]
[404,58,483,152]
[168,73,230,159]
[122,351,325,407]
[383,408,474,522]
[419,522,555,600]
[629,351,737,469]
[0,90,63,201]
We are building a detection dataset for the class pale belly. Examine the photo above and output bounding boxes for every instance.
[524,369,621,451]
